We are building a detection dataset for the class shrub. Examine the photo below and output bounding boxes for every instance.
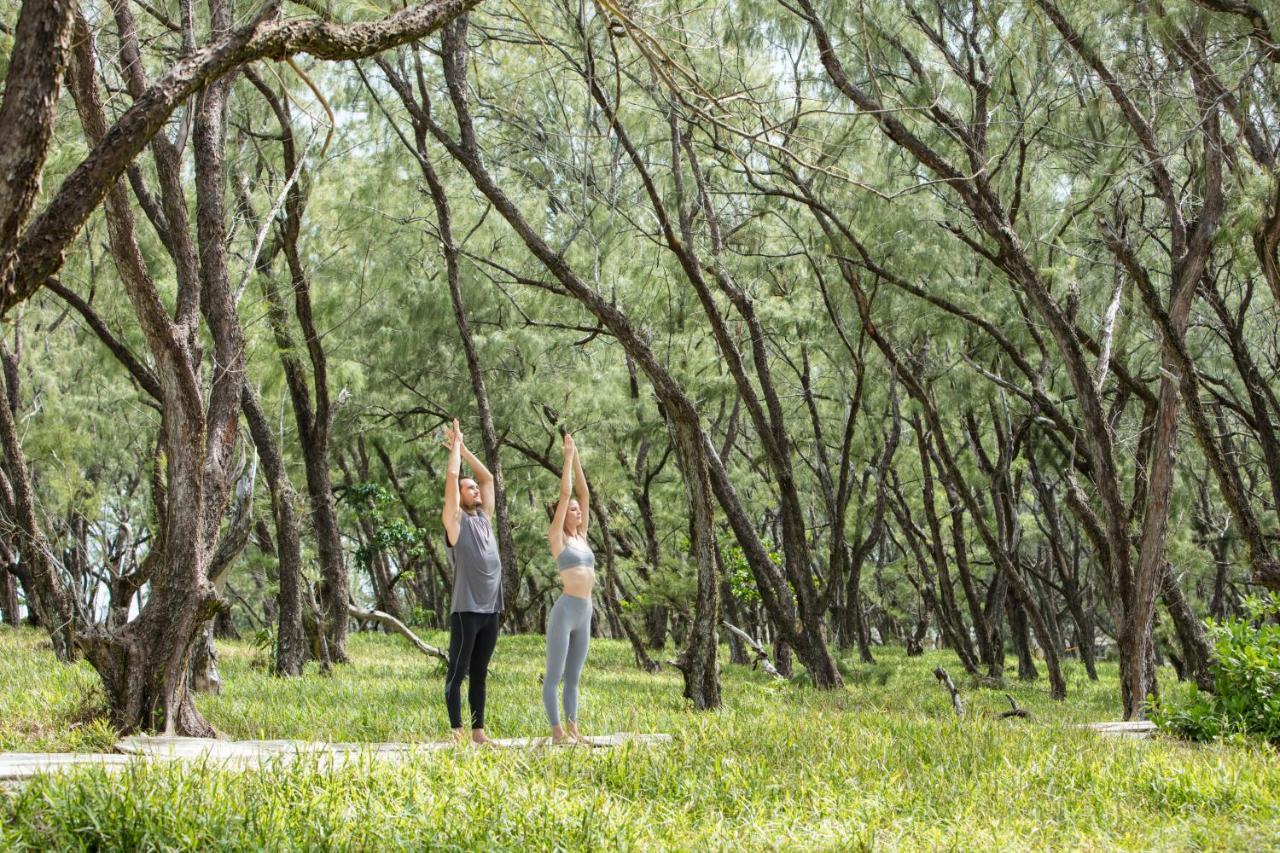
[1152,594,1280,743]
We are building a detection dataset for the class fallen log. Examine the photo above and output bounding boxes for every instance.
[348,605,447,662]
[722,621,786,679]
[934,666,964,717]
[999,693,1031,719]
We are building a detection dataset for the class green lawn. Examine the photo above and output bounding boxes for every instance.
[2,625,1277,850]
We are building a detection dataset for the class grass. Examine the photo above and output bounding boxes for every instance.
[2,624,1278,850]
[0,628,117,753]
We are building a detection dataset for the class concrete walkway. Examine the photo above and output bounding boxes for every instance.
[1082,720,1158,739]
[0,732,673,785]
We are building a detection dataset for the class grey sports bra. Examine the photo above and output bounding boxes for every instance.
[555,539,596,571]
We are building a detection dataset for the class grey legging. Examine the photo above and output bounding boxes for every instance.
[543,593,592,726]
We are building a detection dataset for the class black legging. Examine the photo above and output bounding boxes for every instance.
[444,611,499,730]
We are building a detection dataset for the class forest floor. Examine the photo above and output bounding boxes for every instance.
[2,625,1277,849]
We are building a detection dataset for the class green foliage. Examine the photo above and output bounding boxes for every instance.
[718,536,783,607]
[338,482,426,572]
[724,545,761,605]
[1153,595,1280,744]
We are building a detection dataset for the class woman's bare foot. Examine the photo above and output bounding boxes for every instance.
[565,722,590,745]
[550,724,572,745]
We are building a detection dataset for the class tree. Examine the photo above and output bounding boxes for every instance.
[0,0,485,734]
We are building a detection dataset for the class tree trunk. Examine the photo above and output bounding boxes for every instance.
[773,637,794,679]
[243,388,307,678]
[1006,591,1039,681]
[637,487,668,650]
[0,343,75,659]
[305,456,348,662]
[1161,564,1214,692]
[1063,585,1099,681]
[74,386,222,735]
[984,570,1008,680]
[588,500,658,672]
[8,563,39,627]
[189,622,222,695]
[670,418,721,709]
[191,453,257,693]
[721,577,750,665]
[915,426,980,670]
[948,501,995,673]
[849,550,876,664]
[1,564,19,627]
[0,0,77,289]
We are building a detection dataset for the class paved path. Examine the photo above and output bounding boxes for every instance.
[1082,720,1158,739]
[0,733,673,785]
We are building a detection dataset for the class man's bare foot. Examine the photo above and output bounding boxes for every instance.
[471,728,498,748]
[450,728,469,747]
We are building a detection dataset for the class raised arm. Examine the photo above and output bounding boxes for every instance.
[569,434,590,537]
[547,433,575,557]
[441,419,462,546]
[459,443,496,517]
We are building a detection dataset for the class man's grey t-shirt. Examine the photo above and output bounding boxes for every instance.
[446,510,504,614]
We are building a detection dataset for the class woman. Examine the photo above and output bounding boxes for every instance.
[544,432,595,745]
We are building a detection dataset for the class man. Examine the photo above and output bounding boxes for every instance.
[440,419,504,746]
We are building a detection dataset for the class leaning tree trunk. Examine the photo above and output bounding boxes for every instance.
[670,419,721,708]
[1160,564,1214,692]
[243,388,308,677]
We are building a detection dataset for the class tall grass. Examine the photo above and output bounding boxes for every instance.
[2,625,1278,849]
[0,628,116,753]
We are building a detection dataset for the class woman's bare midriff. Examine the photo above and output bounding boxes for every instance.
[559,565,596,599]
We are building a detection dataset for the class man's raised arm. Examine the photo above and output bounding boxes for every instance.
[441,419,462,546]
[460,443,496,518]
